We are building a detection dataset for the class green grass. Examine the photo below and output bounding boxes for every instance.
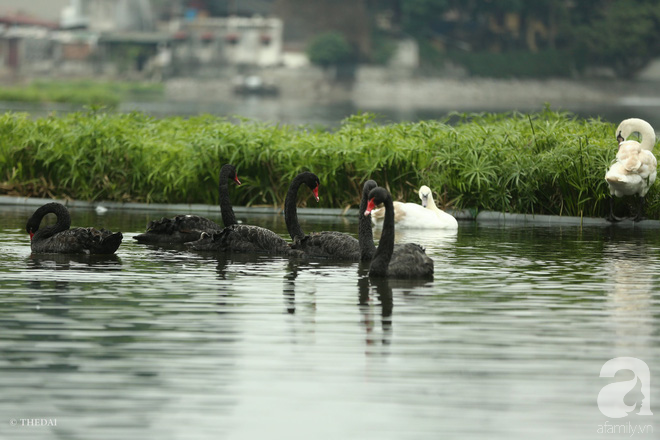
[0,80,164,108]
[0,108,656,219]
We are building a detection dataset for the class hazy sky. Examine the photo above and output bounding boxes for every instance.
[0,0,70,21]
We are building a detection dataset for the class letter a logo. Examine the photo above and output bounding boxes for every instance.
[597,357,653,418]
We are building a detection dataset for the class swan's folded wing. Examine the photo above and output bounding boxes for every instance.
[387,243,434,279]
[296,231,360,259]
[136,215,221,244]
[223,224,291,254]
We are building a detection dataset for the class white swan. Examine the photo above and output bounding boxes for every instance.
[371,185,458,229]
[605,118,657,221]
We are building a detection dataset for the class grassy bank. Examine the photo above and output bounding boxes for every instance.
[0,80,163,108]
[0,108,656,218]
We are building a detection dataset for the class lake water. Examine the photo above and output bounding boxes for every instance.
[2,96,660,131]
[1,204,658,439]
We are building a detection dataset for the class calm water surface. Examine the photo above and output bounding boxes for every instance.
[2,98,660,131]
[0,205,658,439]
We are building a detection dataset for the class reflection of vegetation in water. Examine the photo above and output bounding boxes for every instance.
[0,108,657,218]
[0,80,164,107]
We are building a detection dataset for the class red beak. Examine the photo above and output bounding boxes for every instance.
[364,198,376,216]
[234,175,242,185]
[312,185,319,202]
[29,231,34,241]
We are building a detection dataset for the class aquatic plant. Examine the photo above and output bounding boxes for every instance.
[0,108,655,218]
[0,80,163,108]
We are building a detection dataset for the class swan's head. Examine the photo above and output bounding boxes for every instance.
[364,187,390,216]
[616,118,656,147]
[25,218,39,240]
[362,180,378,198]
[185,231,220,250]
[300,171,320,202]
[418,185,433,208]
[222,164,242,186]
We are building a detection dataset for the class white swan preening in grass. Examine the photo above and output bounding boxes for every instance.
[605,118,657,221]
[371,185,458,229]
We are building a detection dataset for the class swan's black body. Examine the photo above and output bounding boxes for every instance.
[184,166,296,255]
[185,224,299,255]
[364,187,433,279]
[136,214,222,244]
[134,164,239,244]
[284,172,361,260]
[26,202,122,254]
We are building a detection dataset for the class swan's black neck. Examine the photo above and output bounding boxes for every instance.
[370,195,395,277]
[27,203,71,241]
[284,174,306,241]
[218,165,237,227]
[358,181,377,261]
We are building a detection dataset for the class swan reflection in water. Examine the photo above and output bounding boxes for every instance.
[374,227,458,255]
[603,237,654,350]
[210,252,270,311]
[358,262,393,347]
[27,253,122,271]
[282,258,355,315]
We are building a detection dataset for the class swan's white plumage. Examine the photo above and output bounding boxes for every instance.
[371,185,458,229]
[605,118,657,198]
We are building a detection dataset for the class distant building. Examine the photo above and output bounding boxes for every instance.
[0,0,287,80]
[60,0,155,32]
[0,13,59,76]
[172,15,283,68]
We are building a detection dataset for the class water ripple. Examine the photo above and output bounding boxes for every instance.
[1,210,659,439]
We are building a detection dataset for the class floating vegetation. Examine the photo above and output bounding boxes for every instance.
[0,108,656,218]
[0,80,164,108]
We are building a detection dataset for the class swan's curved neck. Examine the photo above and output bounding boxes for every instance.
[358,189,376,260]
[218,166,237,227]
[29,203,71,241]
[284,175,306,241]
[370,196,395,277]
[426,193,440,212]
[638,123,657,151]
[622,120,657,151]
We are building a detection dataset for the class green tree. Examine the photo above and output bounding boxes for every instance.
[572,0,660,78]
[400,0,449,37]
[306,31,355,68]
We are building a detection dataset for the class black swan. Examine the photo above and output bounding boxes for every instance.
[26,202,123,254]
[363,187,434,279]
[134,164,240,244]
[284,171,360,260]
[358,180,380,261]
[358,180,410,262]
[185,171,298,256]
